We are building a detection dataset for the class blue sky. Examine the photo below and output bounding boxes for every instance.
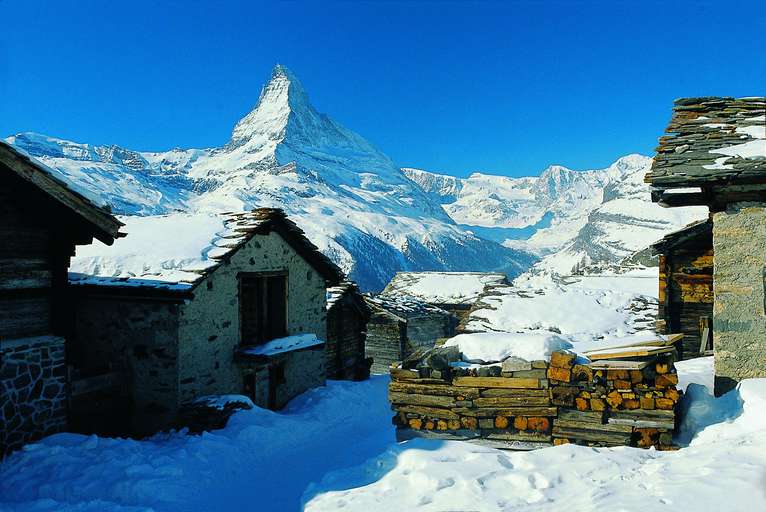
[1,1,764,178]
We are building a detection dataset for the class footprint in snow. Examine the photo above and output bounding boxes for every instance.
[436,477,455,491]
[496,454,514,470]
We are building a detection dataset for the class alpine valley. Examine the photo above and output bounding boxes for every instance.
[5,65,705,289]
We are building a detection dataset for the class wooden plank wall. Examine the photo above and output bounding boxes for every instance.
[664,246,714,359]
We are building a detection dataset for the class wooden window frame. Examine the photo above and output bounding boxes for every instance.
[238,271,289,347]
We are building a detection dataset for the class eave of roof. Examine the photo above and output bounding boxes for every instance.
[0,141,124,245]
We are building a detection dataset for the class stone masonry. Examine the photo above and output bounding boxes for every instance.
[712,203,766,395]
[1,336,67,456]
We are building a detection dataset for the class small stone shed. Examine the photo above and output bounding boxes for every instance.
[0,141,123,455]
[364,294,456,374]
[652,219,713,360]
[326,281,371,380]
[381,272,510,324]
[67,208,344,435]
[646,96,766,395]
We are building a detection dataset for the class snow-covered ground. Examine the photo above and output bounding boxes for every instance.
[2,273,765,512]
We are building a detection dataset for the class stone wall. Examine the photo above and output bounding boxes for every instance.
[712,203,766,395]
[71,297,180,435]
[178,231,328,405]
[1,335,67,456]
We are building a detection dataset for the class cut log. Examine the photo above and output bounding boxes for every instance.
[453,377,541,389]
[494,416,509,429]
[388,392,458,408]
[396,405,460,419]
[552,426,631,445]
[454,406,558,418]
[472,396,551,408]
[547,366,571,382]
[389,381,481,399]
[550,351,576,369]
[553,419,633,433]
[558,409,605,424]
[480,388,550,398]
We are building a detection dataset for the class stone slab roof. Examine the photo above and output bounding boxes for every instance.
[647,97,765,190]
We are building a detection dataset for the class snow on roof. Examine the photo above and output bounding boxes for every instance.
[69,208,344,291]
[380,272,509,305]
[648,97,766,188]
[69,211,260,290]
[239,334,323,357]
[364,293,451,320]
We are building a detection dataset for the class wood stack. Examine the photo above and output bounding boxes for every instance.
[389,335,683,451]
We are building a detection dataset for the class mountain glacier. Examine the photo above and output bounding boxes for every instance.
[405,155,707,274]
[6,65,534,291]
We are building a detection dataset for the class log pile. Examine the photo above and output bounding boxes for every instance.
[389,336,683,451]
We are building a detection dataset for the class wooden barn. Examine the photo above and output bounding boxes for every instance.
[67,208,344,435]
[652,219,713,360]
[325,281,371,380]
[381,271,510,324]
[646,96,766,395]
[364,294,456,374]
[0,141,123,456]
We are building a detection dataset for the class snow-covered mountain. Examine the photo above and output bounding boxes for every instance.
[405,154,707,274]
[6,65,533,291]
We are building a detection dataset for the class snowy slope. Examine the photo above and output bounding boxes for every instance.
[7,66,533,291]
[2,274,765,512]
[405,154,706,274]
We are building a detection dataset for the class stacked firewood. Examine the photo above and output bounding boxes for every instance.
[548,348,680,449]
[389,338,682,451]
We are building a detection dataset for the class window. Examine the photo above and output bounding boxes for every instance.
[239,272,288,345]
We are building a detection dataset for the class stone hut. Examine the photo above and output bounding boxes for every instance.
[326,281,371,380]
[651,219,714,360]
[0,141,123,455]
[364,294,456,374]
[646,96,766,395]
[381,271,510,324]
[67,208,344,435]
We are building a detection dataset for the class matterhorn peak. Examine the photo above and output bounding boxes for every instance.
[229,64,312,147]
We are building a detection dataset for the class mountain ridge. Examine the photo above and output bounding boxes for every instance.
[6,65,534,291]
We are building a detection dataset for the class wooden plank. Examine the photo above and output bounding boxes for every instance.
[472,396,551,408]
[389,381,480,399]
[583,334,683,355]
[395,405,460,419]
[586,345,675,361]
[484,431,552,442]
[480,388,550,398]
[558,409,605,424]
[453,406,558,417]
[388,392,458,408]
[453,376,541,389]
[552,426,632,445]
[607,417,674,429]
[587,360,651,370]
[470,438,553,451]
[553,419,633,433]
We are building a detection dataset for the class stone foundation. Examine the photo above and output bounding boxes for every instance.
[1,335,67,456]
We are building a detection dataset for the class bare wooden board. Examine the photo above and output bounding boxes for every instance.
[583,333,683,355]
[585,345,675,361]
[587,359,652,370]
[453,376,541,389]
